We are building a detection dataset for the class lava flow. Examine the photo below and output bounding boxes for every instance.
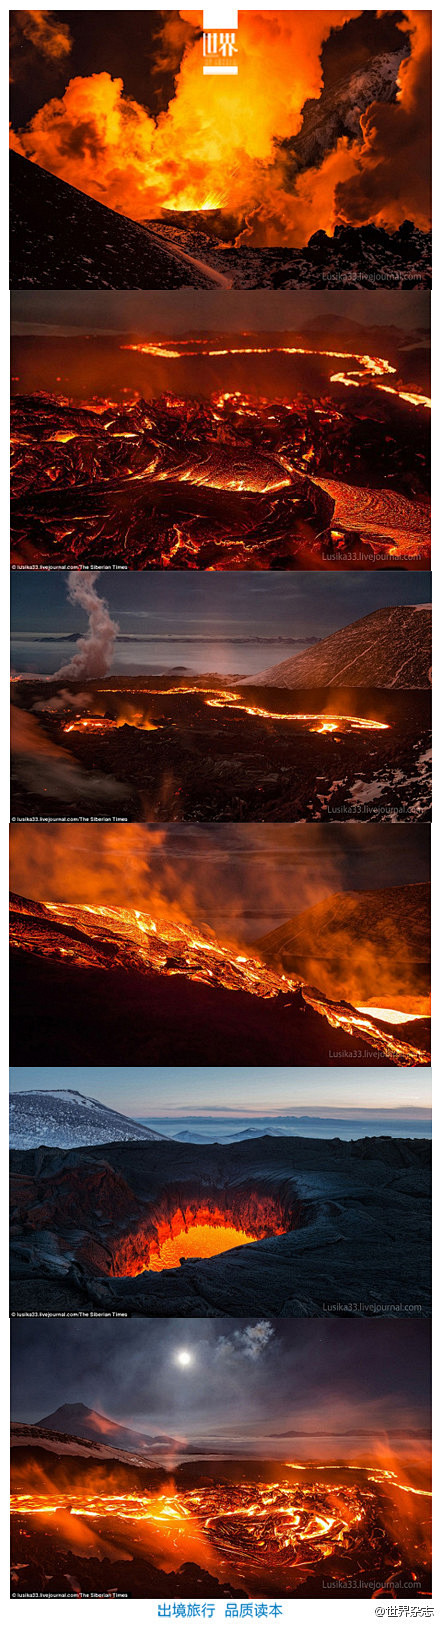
[60,687,390,738]
[10,1468,431,1594]
[11,381,430,569]
[110,1193,288,1277]
[10,895,430,1066]
[123,341,431,411]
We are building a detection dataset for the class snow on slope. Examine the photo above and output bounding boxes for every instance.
[242,605,432,690]
[10,1087,169,1149]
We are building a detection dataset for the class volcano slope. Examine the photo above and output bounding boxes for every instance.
[9,152,225,290]
[11,681,432,824]
[9,894,430,1069]
[9,1134,431,1317]
[10,151,431,292]
[245,604,432,689]
[257,881,430,1020]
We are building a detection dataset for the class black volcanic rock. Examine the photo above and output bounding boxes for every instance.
[9,1134,431,1317]
[9,151,221,290]
[10,151,431,290]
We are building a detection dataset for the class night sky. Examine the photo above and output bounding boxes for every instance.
[10,288,430,337]
[10,9,197,126]
[9,1064,432,1118]
[10,571,432,646]
[10,1318,431,1454]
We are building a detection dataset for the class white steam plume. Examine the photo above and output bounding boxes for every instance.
[54,572,118,681]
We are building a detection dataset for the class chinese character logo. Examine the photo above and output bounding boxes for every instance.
[203,30,238,74]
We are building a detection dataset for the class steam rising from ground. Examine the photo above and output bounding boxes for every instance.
[53,573,118,682]
[11,706,126,806]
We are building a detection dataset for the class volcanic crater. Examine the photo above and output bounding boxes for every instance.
[9,1135,431,1316]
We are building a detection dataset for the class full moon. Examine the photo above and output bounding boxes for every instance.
[175,1349,192,1367]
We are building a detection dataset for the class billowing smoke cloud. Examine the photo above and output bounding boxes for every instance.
[33,689,91,715]
[53,572,118,682]
[12,10,72,63]
[11,706,127,806]
[215,1320,275,1363]
[334,11,431,232]
[11,9,386,245]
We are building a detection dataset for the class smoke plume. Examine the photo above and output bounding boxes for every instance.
[11,706,127,806]
[14,9,421,245]
[54,572,118,682]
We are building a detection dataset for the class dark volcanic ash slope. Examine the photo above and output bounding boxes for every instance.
[10,1088,168,1150]
[9,152,223,290]
[243,606,432,689]
[257,882,430,1016]
[9,1135,431,1317]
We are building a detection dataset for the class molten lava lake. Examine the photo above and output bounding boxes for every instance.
[144,1221,263,1272]
[109,1193,291,1279]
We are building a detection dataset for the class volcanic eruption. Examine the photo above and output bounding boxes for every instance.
[10,1317,432,1599]
[9,11,432,286]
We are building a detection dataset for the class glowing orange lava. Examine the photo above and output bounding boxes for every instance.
[10,895,430,1067]
[147,1221,261,1272]
[63,714,158,734]
[123,341,431,411]
[61,688,390,736]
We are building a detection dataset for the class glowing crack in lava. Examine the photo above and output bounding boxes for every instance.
[123,342,431,411]
[10,1469,431,1591]
[60,688,390,737]
[10,896,429,1066]
[11,369,430,569]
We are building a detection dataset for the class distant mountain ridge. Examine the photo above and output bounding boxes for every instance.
[10,1087,168,1150]
[243,605,432,689]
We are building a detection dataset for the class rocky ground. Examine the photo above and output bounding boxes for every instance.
[10,153,431,291]
[10,1134,431,1317]
[10,153,222,290]
[11,684,432,823]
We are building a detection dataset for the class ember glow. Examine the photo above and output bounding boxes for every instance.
[110,1195,288,1278]
[9,9,431,246]
[63,713,158,734]
[10,895,429,1067]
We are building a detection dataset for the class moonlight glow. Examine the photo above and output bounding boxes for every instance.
[175,1349,192,1368]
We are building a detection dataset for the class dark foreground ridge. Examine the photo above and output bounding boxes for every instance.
[10,1134,431,1316]
[9,152,223,290]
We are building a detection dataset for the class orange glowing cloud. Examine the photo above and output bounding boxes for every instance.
[11,8,397,243]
